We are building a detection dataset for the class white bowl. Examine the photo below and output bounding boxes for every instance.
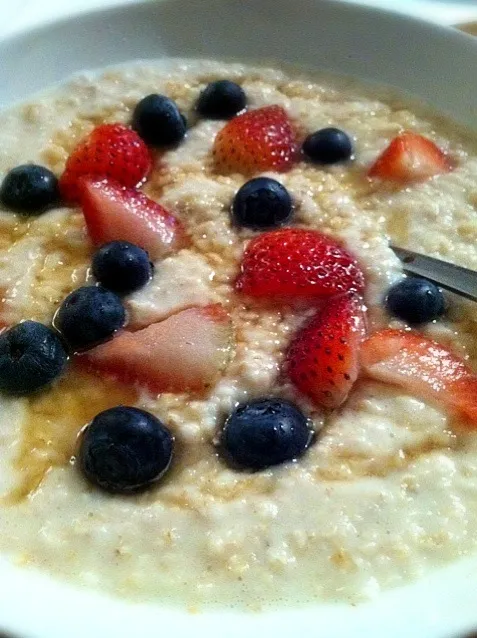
[0,2,476,637]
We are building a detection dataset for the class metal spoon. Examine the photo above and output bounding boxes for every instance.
[391,245,477,302]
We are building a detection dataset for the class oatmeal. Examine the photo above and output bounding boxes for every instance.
[0,60,476,610]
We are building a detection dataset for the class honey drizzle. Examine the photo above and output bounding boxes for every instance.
[6,366,138,503]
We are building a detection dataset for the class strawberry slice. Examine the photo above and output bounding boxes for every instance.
[213,105,298,174]
[60,123,152,202]
[236,228,365,299]
[368,132,451,182]
[80,177,187,260]
[83,305,234,394]
[361,329,477,426]
[285,294,366,409]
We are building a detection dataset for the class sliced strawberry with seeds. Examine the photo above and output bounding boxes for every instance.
[80,177,187,260]
[83,305,234,394]
[60,123,152,202]
[236,228,365,299]
[285,294,366,409]
[368,132,451,182]
[361,329,477,426]
[213,105,298,174]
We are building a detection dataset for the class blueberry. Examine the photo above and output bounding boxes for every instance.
[0,164,59,214]
[79,406,174,493]
[92,241,153,295]
[303,127,353,165]
[385,277,446,325]
[221,398,313,470]
[132,94,186,146]
[0,321,67,395]
[232,177,293,229]
[196,80,246,119]
[55,286,126,351]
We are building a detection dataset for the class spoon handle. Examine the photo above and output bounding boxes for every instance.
[391,245,477,302]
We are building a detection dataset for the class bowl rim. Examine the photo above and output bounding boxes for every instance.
[0,2,477,637]
[1,0,476,43]
[1,0,476,123]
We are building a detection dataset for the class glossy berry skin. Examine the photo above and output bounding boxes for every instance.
[0,164,59,214]
[221,398,313,470]
[285,293,366,409]
[232,177,293,229]
[59,123,151,202]
[55,285,126,351]
[92,241,153,295]
[83,304,233,394]
[385,277,445,325]
[303,127,353,165]
[196,80,246,119]
[79,406,174,493]
[368,133,450,182]
[361,329,477,427]
[0,321,67,395]
[213,105,298,174]
[236,228,365,299]
[132,94,187,147]
[80,177,186,261]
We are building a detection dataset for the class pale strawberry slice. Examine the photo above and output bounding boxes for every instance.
[368,132,451,182]
[60,123,152,202]
[361,329,477,427]
[213,105,298,174]
[285,294,366,409]
[236,228,365,299]
[80,177,187,260]
[83,305,234,394]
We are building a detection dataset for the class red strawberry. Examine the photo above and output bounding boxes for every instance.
[80,177,187,260]
[212,105,298,174]
[285,294,366,409]
[59,123,152,202]
[361,329,477,427]
[236,228,365,299]
[368,132,451,182]
[83,305,234,394]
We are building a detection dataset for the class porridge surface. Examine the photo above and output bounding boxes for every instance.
[0,60,477,609]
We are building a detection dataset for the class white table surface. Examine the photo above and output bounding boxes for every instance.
[1,0,477,39]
